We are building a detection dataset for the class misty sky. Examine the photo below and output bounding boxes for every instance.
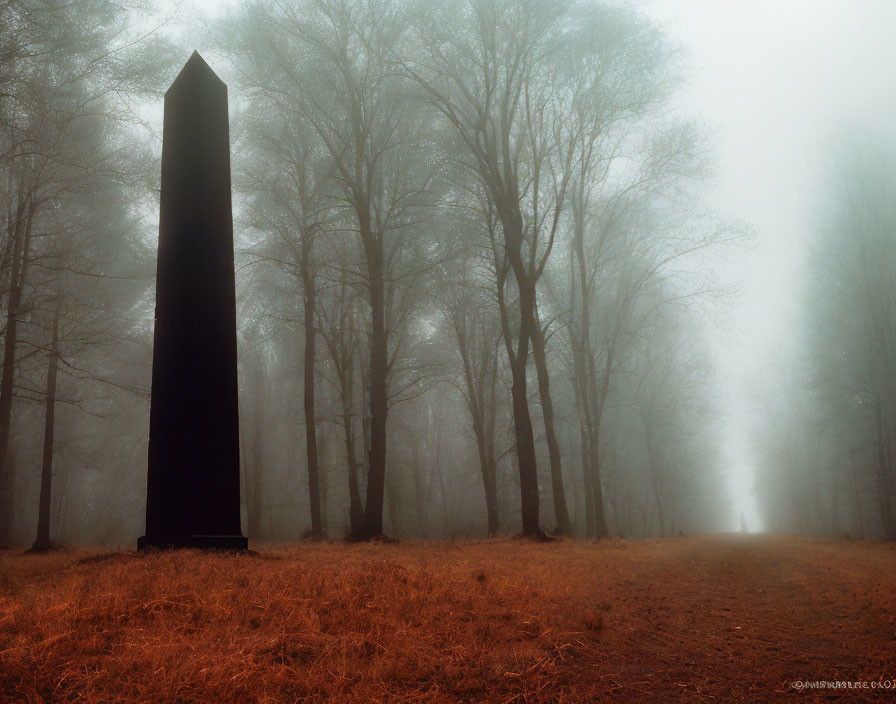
[639,0,896,528]
[172,0,896,530]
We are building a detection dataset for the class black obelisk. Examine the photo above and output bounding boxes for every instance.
[138,52,247,550]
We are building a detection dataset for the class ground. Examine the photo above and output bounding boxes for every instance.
[1,534,894,703]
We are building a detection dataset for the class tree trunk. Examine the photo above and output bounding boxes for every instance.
[494,202,541,537]
[570,211,610,538]
[248,389,265,539]
[362,233,388,538]
[587,347,612,538]
[0,190,34,543]
[471,427,500,537]
[573,375,595,537]
[319,429,329,536]
[569,324,596,538]
[409,440,428,537]
[301,241,324,539]
[386,462,401,538]
[33,314,59,552]
[483,353,501,537]
[530,310,572,535]
[238,403,250,537]
[509,335,540,536]
[456,316,501,537]
[326,305,364,538]
[358,330,371,494]
[342,365,364,536]
[642,418,668,537]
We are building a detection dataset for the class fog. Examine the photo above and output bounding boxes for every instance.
[2,0,895,547]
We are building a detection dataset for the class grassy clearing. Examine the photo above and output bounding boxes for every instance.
[1,535,894,703]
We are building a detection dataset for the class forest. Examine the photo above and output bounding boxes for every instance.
[0,0,895,549]
[5,2,896,702]
[0,0,726,548]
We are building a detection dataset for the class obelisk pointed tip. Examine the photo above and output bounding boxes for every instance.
[186,50,208,67]
[167,50,226,95]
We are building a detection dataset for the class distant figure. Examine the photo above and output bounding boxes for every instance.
[739,512,748,534]
[138,52,247,551]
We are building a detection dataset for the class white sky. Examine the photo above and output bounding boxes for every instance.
[177,0,896,531]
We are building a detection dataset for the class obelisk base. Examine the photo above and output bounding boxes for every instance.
[137,534,248,551]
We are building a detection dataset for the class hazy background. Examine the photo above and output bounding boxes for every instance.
[643,0,896,530]
[4,0,896,546]
[170,0,896,531]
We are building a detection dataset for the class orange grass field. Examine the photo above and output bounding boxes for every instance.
[1,534,896,703]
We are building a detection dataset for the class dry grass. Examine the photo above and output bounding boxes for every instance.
[1,535,895,703]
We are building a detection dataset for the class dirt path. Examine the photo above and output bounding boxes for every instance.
[584,535,896,701]
[1,534,894,702]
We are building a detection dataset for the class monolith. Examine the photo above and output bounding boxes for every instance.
[138,52,247,550]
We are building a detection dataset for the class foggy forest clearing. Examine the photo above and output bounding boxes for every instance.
[2,535,894,703]
[5,0,896,699]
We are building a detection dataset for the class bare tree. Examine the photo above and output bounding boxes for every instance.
[229,0,437,538]
[438,245,505,536]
